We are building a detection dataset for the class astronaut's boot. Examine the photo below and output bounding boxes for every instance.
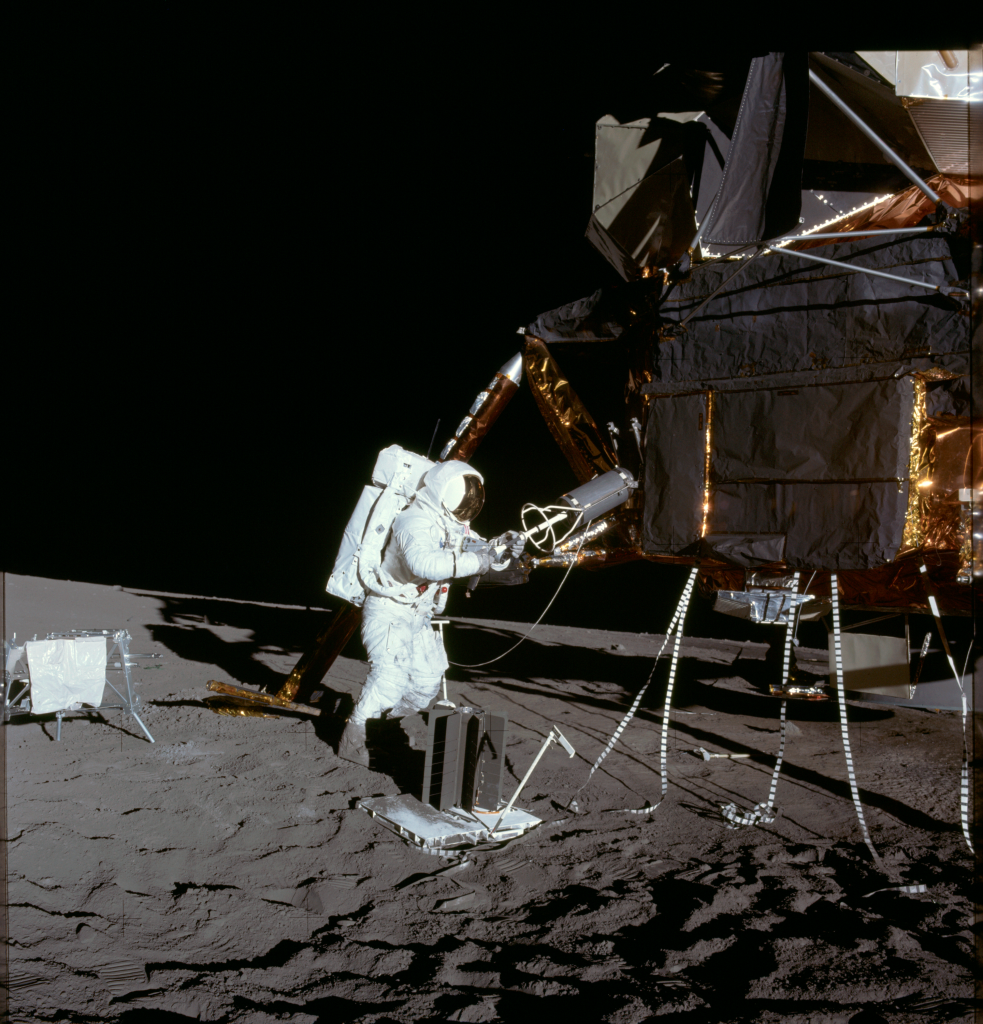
[337,720,370,767]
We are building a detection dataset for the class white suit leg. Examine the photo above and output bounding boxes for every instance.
[350,598,444,725]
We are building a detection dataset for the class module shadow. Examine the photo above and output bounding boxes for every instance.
[140,594,359,711]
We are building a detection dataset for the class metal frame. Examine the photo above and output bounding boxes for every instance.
[4,628,159,743]
[775,227,934,242]
[762,243,960,294]
[807,69,940,204]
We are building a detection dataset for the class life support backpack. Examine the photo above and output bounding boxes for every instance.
[325,445,435,607]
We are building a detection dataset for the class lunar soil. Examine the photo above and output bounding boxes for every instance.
[1,574,976,1023]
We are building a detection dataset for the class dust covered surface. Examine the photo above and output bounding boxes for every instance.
[3,575,975,1023]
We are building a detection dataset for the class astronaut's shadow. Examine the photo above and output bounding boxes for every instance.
[362,714,428,799]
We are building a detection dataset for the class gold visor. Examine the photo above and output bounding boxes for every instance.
[453,475,485,522]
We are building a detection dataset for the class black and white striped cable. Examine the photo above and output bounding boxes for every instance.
[721,572,799,828]
[918,564,973,854]
[568,566,699,814]
[830,573,884,868]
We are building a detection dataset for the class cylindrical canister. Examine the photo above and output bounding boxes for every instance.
[558,467,635,525]
[439,353,523,463]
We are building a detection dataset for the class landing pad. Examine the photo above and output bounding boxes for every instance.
[358,794,542,852]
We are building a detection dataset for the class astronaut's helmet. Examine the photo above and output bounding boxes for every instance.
[442,473,485,522]
[423,460,486,523]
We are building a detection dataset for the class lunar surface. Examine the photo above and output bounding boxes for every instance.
[1,573,975,1022]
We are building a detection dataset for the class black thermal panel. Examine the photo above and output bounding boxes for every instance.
[422,707,509,812]
[465,712,507,811]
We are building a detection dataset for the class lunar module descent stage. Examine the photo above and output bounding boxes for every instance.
[208,48,979,719]
[199,48,978,862]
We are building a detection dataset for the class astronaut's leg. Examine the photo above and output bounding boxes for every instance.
[390,617,447,716]
[340,602,447,764]
[337,600,404,764]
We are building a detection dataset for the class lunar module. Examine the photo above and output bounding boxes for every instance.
[209,49,979,718]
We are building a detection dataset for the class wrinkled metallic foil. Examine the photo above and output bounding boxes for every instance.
[768,682,829,701]
[900,378,929,555]
[746,571,800,590]
[918,366,963,381]
[899,390,978,569]
[205,696,278,719]
[277,604,361,704]
[444,374,520,463]
[791,174,981,251]
[554,514,619,553]
[785,557,973,615]
[527,547,645,570]
[524,336,617,485]
[702,391,713,538]
[714,589,814,624]
[207,679,311,713]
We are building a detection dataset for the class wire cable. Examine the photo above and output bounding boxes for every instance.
[568,566,699,815]
[448,536,586,669]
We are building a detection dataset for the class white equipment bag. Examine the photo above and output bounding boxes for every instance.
[24,636,108,715]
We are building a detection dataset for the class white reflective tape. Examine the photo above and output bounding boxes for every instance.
[862,884,929,898]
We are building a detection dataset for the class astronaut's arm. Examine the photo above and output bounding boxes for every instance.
[396,522,486,580]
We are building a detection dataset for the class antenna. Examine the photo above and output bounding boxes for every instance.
[425,419,441,461]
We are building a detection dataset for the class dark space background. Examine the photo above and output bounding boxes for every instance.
[7,24,975,650]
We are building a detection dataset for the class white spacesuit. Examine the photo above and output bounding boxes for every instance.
[338,460,523,765]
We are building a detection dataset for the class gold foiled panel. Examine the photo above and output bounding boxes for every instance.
[524,336,617,485]
[205,697,278,719]
[899,400,978,563]
[449,377,519,463]
[791,173,982,251]
[899,378,929,556]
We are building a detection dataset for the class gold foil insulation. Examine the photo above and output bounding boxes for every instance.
[205,697,278,719]
[702,390,713,538]
[523,337,618,484]
[900,378,929,554]
[527,546,645,570]
[441,373,520,463]
[276,604,361,704]
[899,372,978,581]
[554,515,620,553]
[206,680,321,716]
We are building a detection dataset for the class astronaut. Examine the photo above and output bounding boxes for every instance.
[338,460,525,766]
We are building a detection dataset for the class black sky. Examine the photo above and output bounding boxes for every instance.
[10,26,977,641]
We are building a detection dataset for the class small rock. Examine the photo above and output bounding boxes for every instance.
[113,585,123,591]
[610,643,626,651]
[790,846,820,864]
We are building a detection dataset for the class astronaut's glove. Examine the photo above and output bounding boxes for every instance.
[474,551,497,575]
[491,530,526,560]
